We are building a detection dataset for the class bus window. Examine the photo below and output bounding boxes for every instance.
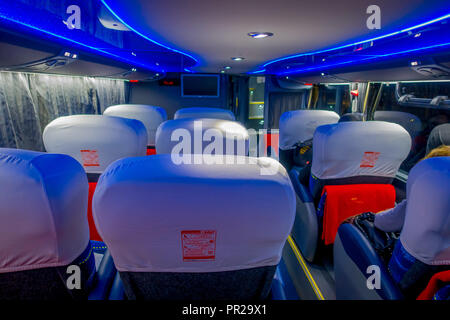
[373,82,450,172]
[314,84,351,115]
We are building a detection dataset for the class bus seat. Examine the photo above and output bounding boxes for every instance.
[0,148,95,300]
[93,154,296,300]
[374,111,422,140]
[338,113,363,122]
[155,118,249,156]
[174,107,236,121]
[103,104,167,155]
[294,121,410,261]
[335,156,450,300]
[426,123,450,154]
[279,110,339,171]
[417,271,450,300]
[43,115,147,241]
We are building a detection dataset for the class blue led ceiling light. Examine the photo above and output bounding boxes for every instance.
[0,0,197,74]
[250,13,450,75]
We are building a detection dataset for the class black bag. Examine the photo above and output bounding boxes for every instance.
[352,212,400,263]
[293,138,313,167]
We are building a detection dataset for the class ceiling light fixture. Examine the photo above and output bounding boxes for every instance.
[224,66,232,70]
[248,32,274,39]
[231,57,245,61]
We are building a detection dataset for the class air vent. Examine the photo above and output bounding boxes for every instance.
[411,64,450,78]
[3,51,78,72]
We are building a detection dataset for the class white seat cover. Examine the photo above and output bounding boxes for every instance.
[156,118,249,156]
[174,107,236,121]
[374,111,422,139]
[43,115,147,174]
[279,110,340,150]
[401,156,450,265]
[0,148,89,272]
[103,104,167,146]
[311,121,411,180]
[93,154,296,272]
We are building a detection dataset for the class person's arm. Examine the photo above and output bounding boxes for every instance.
[374,199,407,232]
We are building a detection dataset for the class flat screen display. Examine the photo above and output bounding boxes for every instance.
[181,75,220,98]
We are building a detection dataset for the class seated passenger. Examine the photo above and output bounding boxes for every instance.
[374,145,450,232]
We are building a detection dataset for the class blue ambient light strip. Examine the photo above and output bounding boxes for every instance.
[250,13,450,75]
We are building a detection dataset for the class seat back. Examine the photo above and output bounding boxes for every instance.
[103,104,167,153]
[374,111,422,140]
[338,113,363,122]
[43,115,147,240]
[310,121,411,199]
[426,123,450,154]
[0,148,94,300]
[155,118,249,157]
[93,154,296,300]
[278,110,339,170]
[174,107,236,121]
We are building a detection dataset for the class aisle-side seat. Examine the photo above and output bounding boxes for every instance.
[334,156,450,300]
[292,121,411,261]
[174,107,236,121]
[103,104,167,155]
[156,118,249,156]
[0,149,95,299]
[93,154,296,300]
[43,115,147,241]
[278,110,340,171]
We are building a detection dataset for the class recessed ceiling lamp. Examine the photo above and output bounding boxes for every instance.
[248,32,274,39]
[231,57,245,61]
[224,66,232,70]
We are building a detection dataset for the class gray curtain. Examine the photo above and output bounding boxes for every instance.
[268,92,307,129]
[0,72,128,151]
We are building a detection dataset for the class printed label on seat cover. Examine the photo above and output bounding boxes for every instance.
[80,150,100,167]
[181,230,216,261]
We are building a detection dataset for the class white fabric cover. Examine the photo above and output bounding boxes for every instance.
[279,110,340,150]
[401,156,450,265]
[103,104,167,146]
[93,154,296,272]
[0,148,89,273]
[174,107,236,121]
[311,121,411,180]
[156,118,249,156]
[43,115,147,174]
[374,111,422,139]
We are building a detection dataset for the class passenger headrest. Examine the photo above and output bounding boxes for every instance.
[427,123,450,154]
[374,111,422,139]
[402,156,450,265]
[339,113,364,122]
[103,104,167,146]
[311,121,411,180]
[279,110,340,150]
[155,118,249,156]
[93,154,296,272]
[0,148,89,273]
[43,115,147,174]
[174,107,236,121]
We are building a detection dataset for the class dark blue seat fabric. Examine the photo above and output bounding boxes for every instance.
[0,241,96,300]
[339,113,363,122]
[434,285,450,300]
[388,240,448,299]
[334,223,403,300]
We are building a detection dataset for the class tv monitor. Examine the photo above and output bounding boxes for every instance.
[181,74,220,98]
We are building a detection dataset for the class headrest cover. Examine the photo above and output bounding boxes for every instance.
[93,154,296,272]
[43,115,147,174]
[311,121,411,180]
[103,104,167,146]
[339,113,364,122]
[427,123,450,154]
[155,118,249,156]
[401,157,450,265]
[279,110,340,150]
[174,107,236,121]
[374,111,422,139]
[0,148,89,273]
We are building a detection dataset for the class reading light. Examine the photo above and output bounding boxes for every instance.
[221,70,226,73]
[231,57,245,61]
[224,66,232,70]
[248,32,274,39]
[411,60,420,66]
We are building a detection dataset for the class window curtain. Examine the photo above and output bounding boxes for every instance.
[267,92,307,129]
[0,71,128,151]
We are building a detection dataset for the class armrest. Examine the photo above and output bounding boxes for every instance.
[289,167,313,203]
[88,249,117,300]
